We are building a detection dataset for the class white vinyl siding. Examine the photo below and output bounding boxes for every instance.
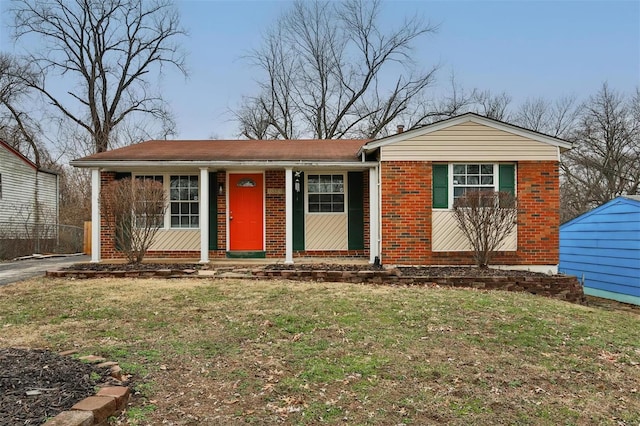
[380,121,559,161]
[0,144,58,225]
[149,229,200,251]
[305,214,348,250]
[432,210,517,252]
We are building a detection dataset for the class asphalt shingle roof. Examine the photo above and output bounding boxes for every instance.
[74,139,370,163]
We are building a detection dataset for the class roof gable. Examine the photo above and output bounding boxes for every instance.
[0,139,37,171]
[360,112,573,154]
[561,196,640,229]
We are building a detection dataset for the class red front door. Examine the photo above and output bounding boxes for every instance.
[229,173,264,251]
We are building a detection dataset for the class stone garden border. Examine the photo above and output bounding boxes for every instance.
[47,266,585,304]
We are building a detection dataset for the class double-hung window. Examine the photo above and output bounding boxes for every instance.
[452,164,495,201]
[433,163,515,209]
[170,175,199,228]
[130,174,200,229]
[307,174,345,213]
[134,175,165,228]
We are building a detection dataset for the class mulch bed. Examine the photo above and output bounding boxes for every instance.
[0,348,111,425]
[396,266,550,278]
[266,263,550,278]
[61,262,204,272]
[63,262,550,279]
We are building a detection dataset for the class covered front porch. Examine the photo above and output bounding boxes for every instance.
[88,165,380,265]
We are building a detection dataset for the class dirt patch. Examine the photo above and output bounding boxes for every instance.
[585,295,640,315]
[0,348,112,425]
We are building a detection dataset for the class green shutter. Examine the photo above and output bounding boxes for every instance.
[114,172,131,180]
[499,164,515,195]
[113,172,132,251]
[293,172,305,250]
[348,171,365,250]
[208,172,218,250]
[432,164,448,208]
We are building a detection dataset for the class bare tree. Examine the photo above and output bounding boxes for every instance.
[58,167,92,227]
[382,73,477,135]
[236,0,442,139]
[101,177,167,263]
[470,90,512,121]
[10,0,187,154]
[514,95,580,138]
[0,53,43,166]
[560,83,640,221]
[453,191,518,268]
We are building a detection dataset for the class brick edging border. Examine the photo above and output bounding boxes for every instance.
[255,269,585,304]
[44,351,130,426]
[46,267,585,304]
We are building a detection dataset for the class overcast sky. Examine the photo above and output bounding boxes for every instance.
[1,0,639,140]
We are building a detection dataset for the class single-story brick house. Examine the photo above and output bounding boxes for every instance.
[71,113,571,272]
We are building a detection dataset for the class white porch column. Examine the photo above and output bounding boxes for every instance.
[199,168,210,264]
[90,168,101,263]
[285,168,294,264]
[369,166,379,264]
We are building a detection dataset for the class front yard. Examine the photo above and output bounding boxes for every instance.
[1,277,638,425]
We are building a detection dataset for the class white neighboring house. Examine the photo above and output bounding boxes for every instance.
[0,139,59,246]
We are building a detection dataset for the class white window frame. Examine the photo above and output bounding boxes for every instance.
[448,163,498,209]
[169,175,200,229]
[132,175,165,229]
[133,173,200,229]
[306,172,347,214]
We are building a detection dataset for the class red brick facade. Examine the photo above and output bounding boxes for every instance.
[380,162,433,264]
[380,160,560,266]
[97,160,559,265]
[265,170,285,257]
[99,172,118,259]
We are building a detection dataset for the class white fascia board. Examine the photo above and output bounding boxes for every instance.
[69,160,377,170]
[359,114,573,154]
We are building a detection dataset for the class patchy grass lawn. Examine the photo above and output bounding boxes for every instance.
[1,277,638,425]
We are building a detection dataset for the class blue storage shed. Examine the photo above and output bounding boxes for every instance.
[559,196,640,305]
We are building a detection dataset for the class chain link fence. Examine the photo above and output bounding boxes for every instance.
[0,221,84,260]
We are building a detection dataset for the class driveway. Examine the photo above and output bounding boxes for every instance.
[0,254,89,286]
